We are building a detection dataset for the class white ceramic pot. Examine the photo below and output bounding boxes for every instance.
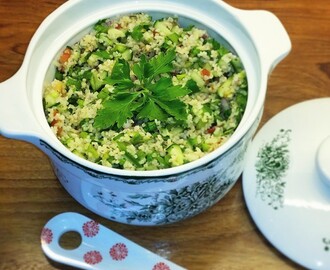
[0,0,291,225]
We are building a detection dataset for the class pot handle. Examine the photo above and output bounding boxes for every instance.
[234,8,291,72]
[0,68,43,144]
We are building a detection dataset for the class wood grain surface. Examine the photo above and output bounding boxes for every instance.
[0,0,329,269]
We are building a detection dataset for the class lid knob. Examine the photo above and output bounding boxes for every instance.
[316,135,330,187]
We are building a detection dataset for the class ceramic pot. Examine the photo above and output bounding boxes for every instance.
[0,0,291,225]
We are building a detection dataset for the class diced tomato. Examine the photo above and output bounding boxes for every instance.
[53,109,59,117]
[50,119,58,126]
[201,68,211,77]
[50,110,62,136]
[59,48,72,64]
[152,29,159,37]
[57,126,63,137]
[206,126,216,134]
[51,110,59,126]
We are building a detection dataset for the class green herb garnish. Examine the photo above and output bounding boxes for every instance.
[131,24,147,41]
[93,49,191,130]
[93,19,109,34]
[103,59,135,90]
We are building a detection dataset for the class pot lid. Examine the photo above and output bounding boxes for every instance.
[243,98,330,269]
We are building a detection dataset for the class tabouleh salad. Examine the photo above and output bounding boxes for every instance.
[43,13,248,170]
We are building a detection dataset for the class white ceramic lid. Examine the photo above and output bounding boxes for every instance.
[243,98,330,269]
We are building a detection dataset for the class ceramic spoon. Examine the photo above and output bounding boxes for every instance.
[41,212,186,270]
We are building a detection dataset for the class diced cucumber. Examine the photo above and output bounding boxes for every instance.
[98,33,113,45]
[196,104,214,129]
[106,154,115,164]
[121,49,132,61]
[154,20,172,35]
[176,74,186,80]
[217,45,230,57]
[136,150,146,160]
[236,70,247,84]
[167,144,184,166]
[90,70,107,91]
[107,28,125,40]
[218,70,246,99]
[169,126,183,136]
[230,57,244,72]
[44,89,60,108]
[72,149,83,158]
[79,131,89,139]
[201,142,211,152]
[87,144,99,160]
[190,70,205,87]
[217,76,234,98]
[172,25,183,35]
[87,53,99,67]
[77,99,84,107]
[190,46,200,57]
[203,62,212,72]
[101,152,110,163]
[97,87,109,100]
[131,132,144,145]
[168,32,180,43]
[63,138,73,147]
[187,137,198,149]
[114,43,127,53]
[196,119,207,130]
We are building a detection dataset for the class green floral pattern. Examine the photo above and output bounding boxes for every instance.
[323,238,330,251]
[93,175,234,224]
[255,129,291,210]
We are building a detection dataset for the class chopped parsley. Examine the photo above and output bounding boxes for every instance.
[94,49,191,130]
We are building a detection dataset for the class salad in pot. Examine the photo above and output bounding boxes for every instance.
[43,13,247,171]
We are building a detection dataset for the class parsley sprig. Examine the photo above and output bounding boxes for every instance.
[94,49,191,130]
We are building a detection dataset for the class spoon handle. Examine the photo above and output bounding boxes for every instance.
[41,212,186,270]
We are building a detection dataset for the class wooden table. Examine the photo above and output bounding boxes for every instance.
[0,0,329,269]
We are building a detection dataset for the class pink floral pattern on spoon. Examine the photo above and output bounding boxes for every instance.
[41,212,186,270]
